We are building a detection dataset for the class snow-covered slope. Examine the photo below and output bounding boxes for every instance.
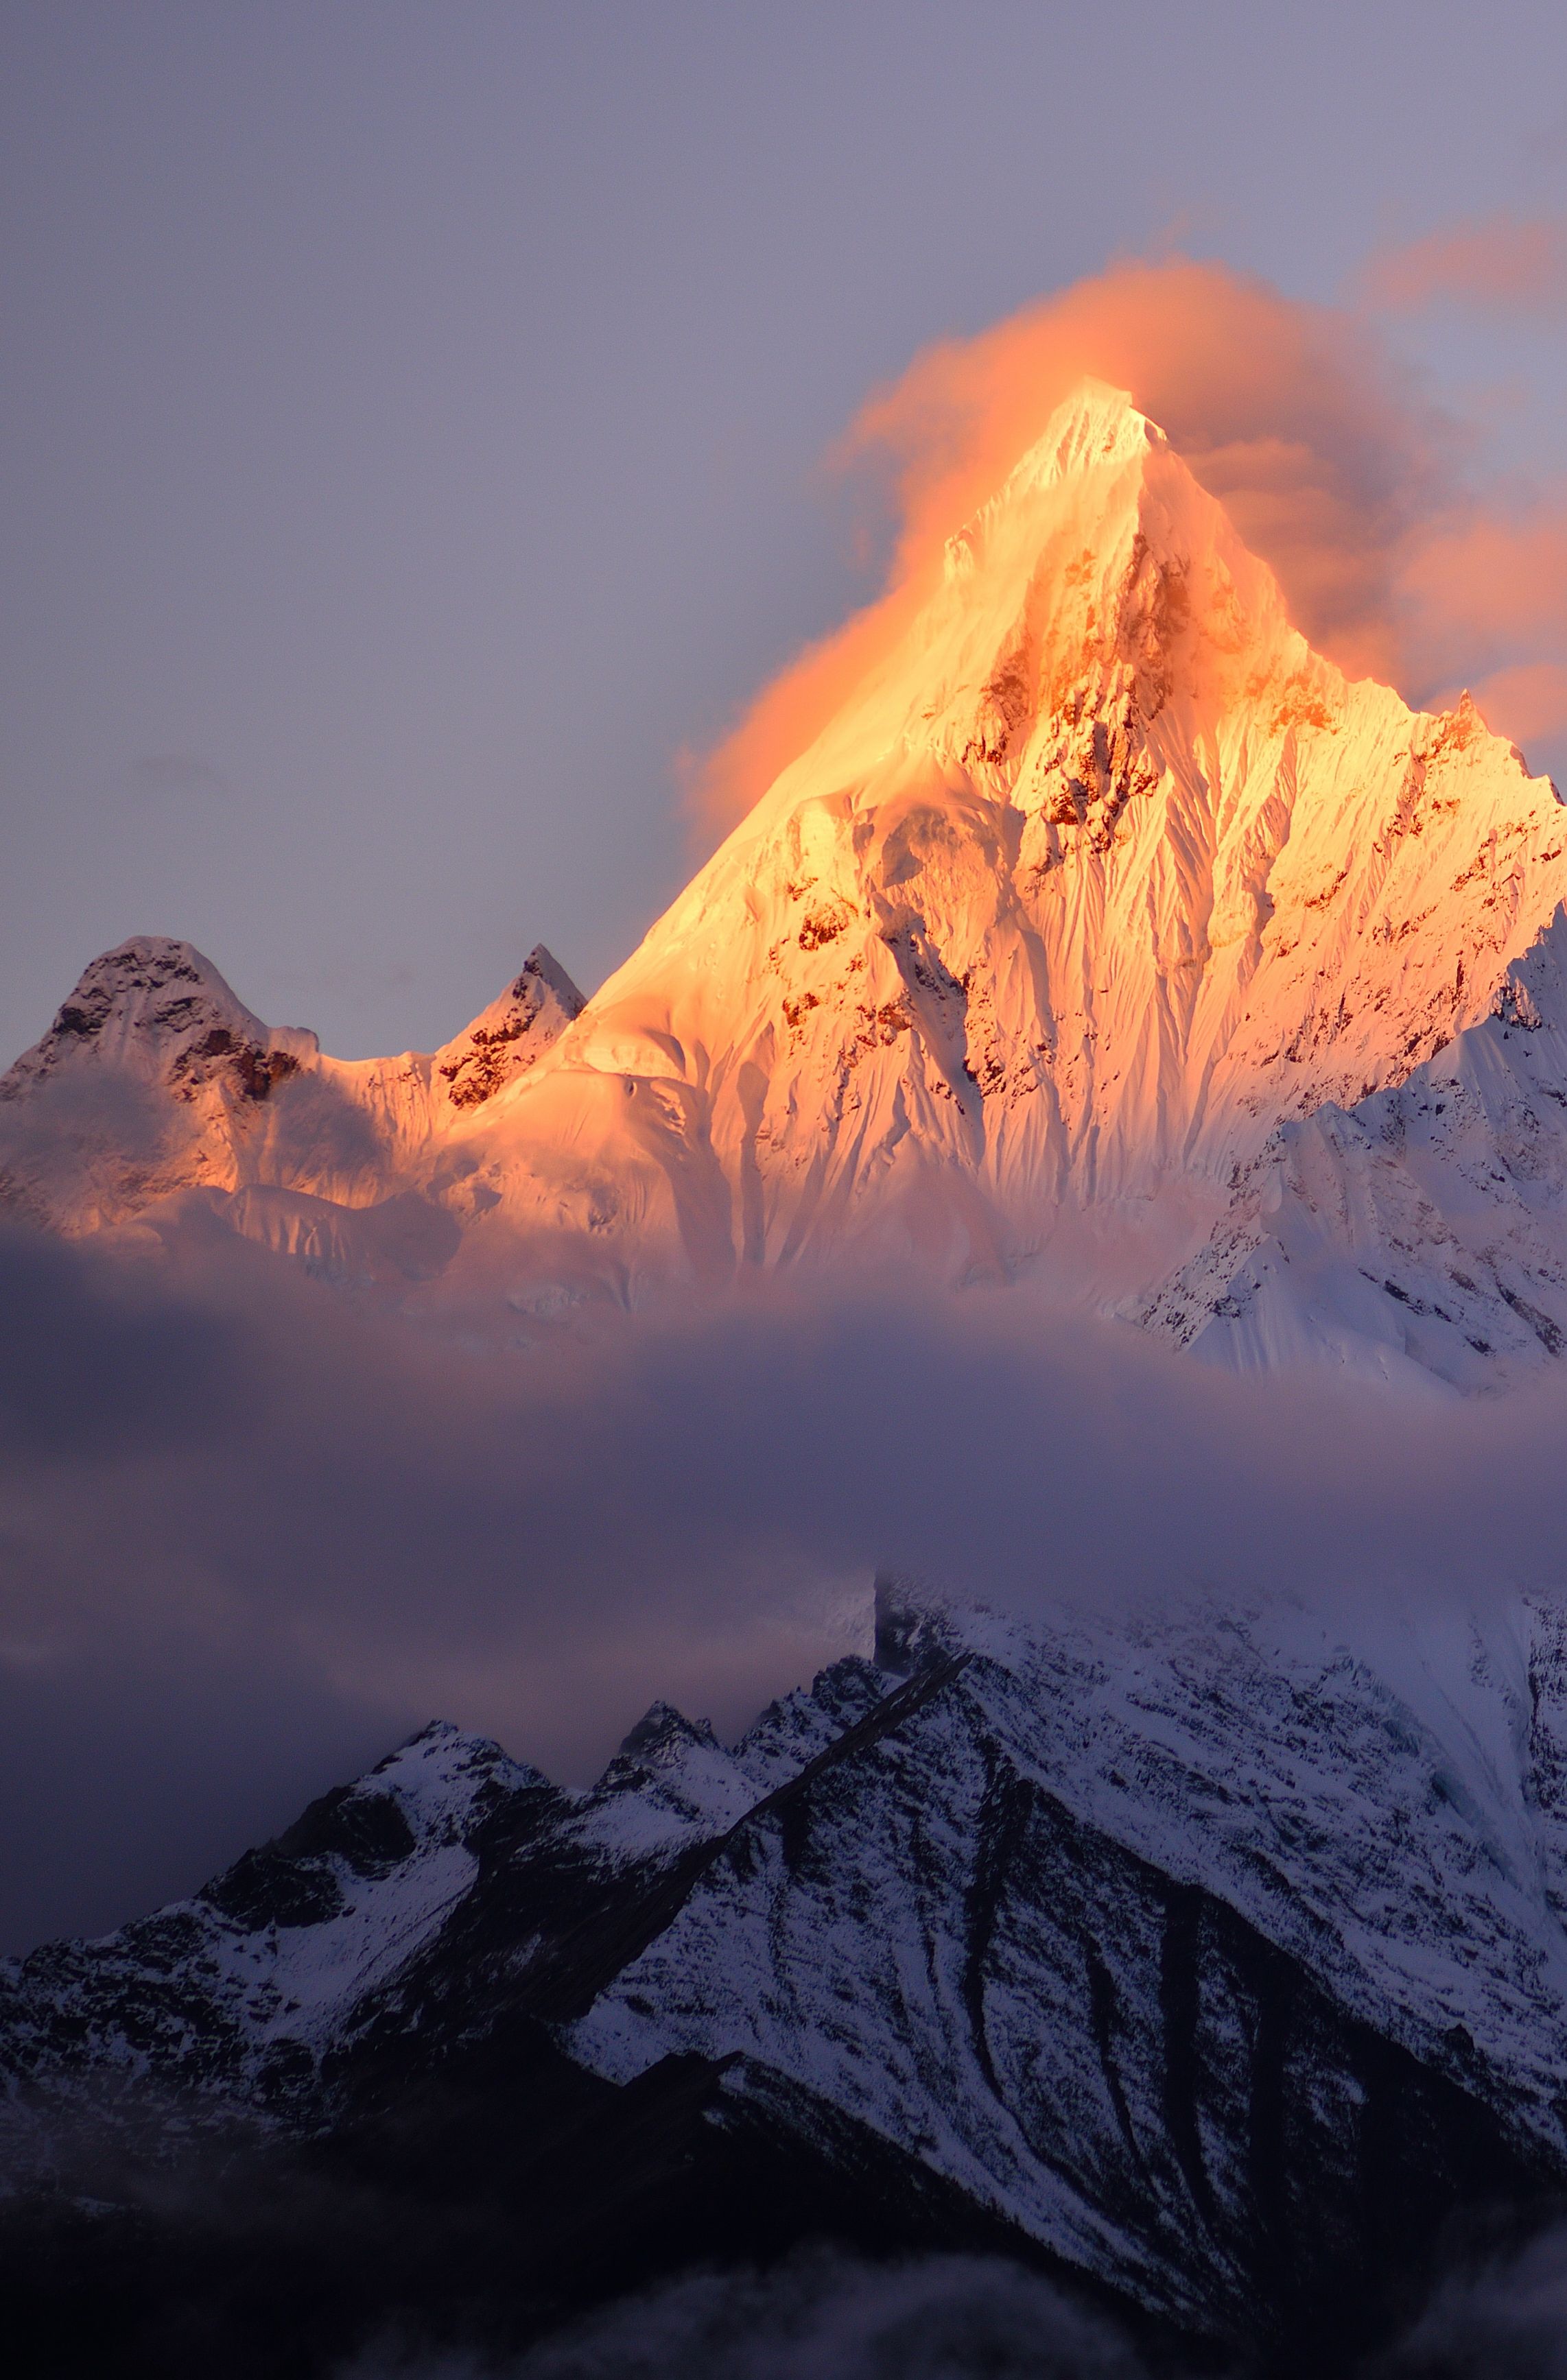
[1141,910,1567,1385]
[6,383,1567,1381]
[563,1583,1567,2332]
[521,392,1567,1302]
[6,1583,1566,2358]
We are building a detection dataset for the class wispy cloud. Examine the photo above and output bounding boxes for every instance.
[340,2224,1567,2378]
[685,246,1567,835]
[340,2248,1154,2379]
[1360,213,1567,315]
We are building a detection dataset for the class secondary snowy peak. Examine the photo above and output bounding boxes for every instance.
[1,936,317,1104]
[0,938,321,1231]
[431,944,585,1112]
[0,1720,541,2117]
[0,936,585,1239]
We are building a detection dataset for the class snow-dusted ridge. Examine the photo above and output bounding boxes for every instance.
[0,936,585,1272]
[6,1581,1567,2357]
[5,383,1567,1383]
[1141,908,1567,1385]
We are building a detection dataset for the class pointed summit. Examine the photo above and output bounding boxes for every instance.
[931,377,1297,770]
[1001,378,1166,494]
[532,390,1567,1344]
[433,944,585,1113]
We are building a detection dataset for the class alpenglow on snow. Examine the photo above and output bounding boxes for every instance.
[7,383,1567,1389]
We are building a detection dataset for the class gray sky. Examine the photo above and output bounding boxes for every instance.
[5,1,1567,1065]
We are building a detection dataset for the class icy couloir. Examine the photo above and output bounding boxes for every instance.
[6,383,1567,1384]
[5,1584,1567,2361]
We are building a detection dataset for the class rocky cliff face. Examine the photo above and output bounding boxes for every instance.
[6,1584,1567,2370]
[6,385,1567,1383]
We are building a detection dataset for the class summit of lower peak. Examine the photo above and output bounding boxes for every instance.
[432,944,587,1113]
[1,938,318,1097]
[45,937,261,1035]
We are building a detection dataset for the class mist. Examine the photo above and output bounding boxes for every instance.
[4,1216,1567,1952]
[335,2226,1567,2379]
[340,2252,1155,2380]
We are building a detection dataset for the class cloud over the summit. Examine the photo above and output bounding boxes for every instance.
[689,251,1567,833]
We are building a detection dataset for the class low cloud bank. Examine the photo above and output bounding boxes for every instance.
[340,2224,1567,2379]
[1378,2215,1567,2377]
[342,2252,1150,2380]
[5,1219,1567,1949]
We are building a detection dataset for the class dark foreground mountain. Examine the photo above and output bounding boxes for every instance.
[5,1583,1567,2377]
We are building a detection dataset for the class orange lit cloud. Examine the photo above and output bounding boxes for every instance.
[1399,508,1567,671]
[690,254,1567,833]
[1470,661,1567,753]
[1361,213,1567,314]
[1390,499,1567,768]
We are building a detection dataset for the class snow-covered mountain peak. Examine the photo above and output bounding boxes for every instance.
[7,401,1567,1386]
[0,936,586,1242]
[615,1700,720,1765]
[1,936,317,1105]
[355,1717,545,1824]
[9,1580,1567,2361]
[941,379,1163,571]
[0,936,329,1232]
[1020,378,1166,481]
[521,395,1567,1355]
[431,942,585,1115]
[930,378,1293,727]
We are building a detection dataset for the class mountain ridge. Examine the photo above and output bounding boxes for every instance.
[6,1578,1567,2370]
[6,382,1567,1385]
